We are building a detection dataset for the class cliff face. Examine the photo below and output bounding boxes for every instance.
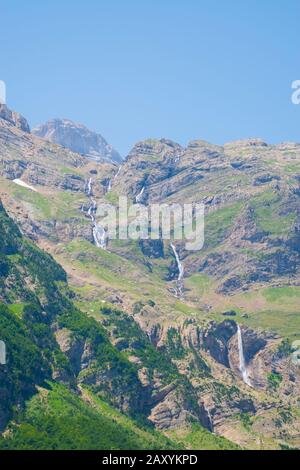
[134,316,300,446]
[33,118,122,163]
[110,137,300,295]
[0,104,30,133]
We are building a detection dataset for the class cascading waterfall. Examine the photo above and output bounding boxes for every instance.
[114,166,121,180]
[135,186,145,203]
[206,408,214,432]
[107,179,112,192]
[237,324,251,386]
[170,243,184,298]
[93,224,107,249]
[87,177,93,196]
[85,177,107,250]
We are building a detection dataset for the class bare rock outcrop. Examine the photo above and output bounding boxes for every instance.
[33,118,122,163]
[0,104,30,133]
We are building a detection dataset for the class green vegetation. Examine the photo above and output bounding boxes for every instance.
[105,191,119,205]
[0,302,51,426]
[168,423,241,450]
[166,328,187,360]
[238,412,252,431]
[99,306,182,383]
[263,286,300,303]
[250,190,296,235]
[267,372,283,391]
[7,303,27,318]
[185,273,211,296]
[57,307,146,415]
[237,307,300,341]
[1,177,86,222]
[204,202,244,249]
[0,383,178,450]
[276,339,293,359]
[0,201,145,435]
[11,184,53,219]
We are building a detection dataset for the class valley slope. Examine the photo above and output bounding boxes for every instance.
[0,106,300,449]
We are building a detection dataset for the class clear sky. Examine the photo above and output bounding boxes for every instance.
[1,0,300,156]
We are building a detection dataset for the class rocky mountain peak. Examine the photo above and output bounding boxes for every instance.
[187,139,223,151]
[32,118,122,164]
[0,103,30,133]
[126,138,182,161]
[224,138,268,151]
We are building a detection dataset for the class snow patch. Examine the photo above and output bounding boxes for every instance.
[13,179,38,192]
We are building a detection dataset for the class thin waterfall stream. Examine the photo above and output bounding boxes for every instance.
[135,186,145,203]
[114,166,121,180]
[85,177,107,249]
[237,324,251,386]
[170,243,184,298]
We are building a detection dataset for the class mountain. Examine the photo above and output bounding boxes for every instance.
[0,103,30,133]
[114,137,300,296]
[32,118,122,163]
[0,199,237,451]
[1,106,300,450]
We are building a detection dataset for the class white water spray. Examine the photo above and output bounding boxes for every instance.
[237,325,251,386]
[93,224,107,249]
[206,408,214,432]
[87,177,93,196]
[85,178,107,250]
[135,186,145,203]
[170,243,184,298]
[114,166,121,180]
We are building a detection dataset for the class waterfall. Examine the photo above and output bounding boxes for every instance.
[87,177,93,196]
[171,243,184,281]
[135,186,145,203]
[84,177,107,250]
[237,325,251,386]
[114,166,121,180]
[93,224,107,249]
[107,179,112,192]
[170,243,184,298]
[206,408,214,432]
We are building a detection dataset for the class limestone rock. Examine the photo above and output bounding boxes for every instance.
[0,104,30,132]
[33,118,122,163]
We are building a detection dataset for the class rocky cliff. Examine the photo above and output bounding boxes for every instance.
[0,103,30,133]
[33,118,122,163]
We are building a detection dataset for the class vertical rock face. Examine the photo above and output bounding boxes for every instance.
[32,118,122,163]
[0,104,30,133]
[203,320,237,367]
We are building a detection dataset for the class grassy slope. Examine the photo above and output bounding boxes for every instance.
[57,238,200,325]
[1,201,240,450]
[167,423,241,451]
[1,383,241,451]
[185,274,300,340]
[0,201,157,446]
[0,383,178,451]
[2,159,299,342]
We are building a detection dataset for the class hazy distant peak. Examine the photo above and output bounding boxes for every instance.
[32,118,122,163]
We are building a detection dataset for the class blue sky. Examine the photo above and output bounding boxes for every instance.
[1,0,300,155]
